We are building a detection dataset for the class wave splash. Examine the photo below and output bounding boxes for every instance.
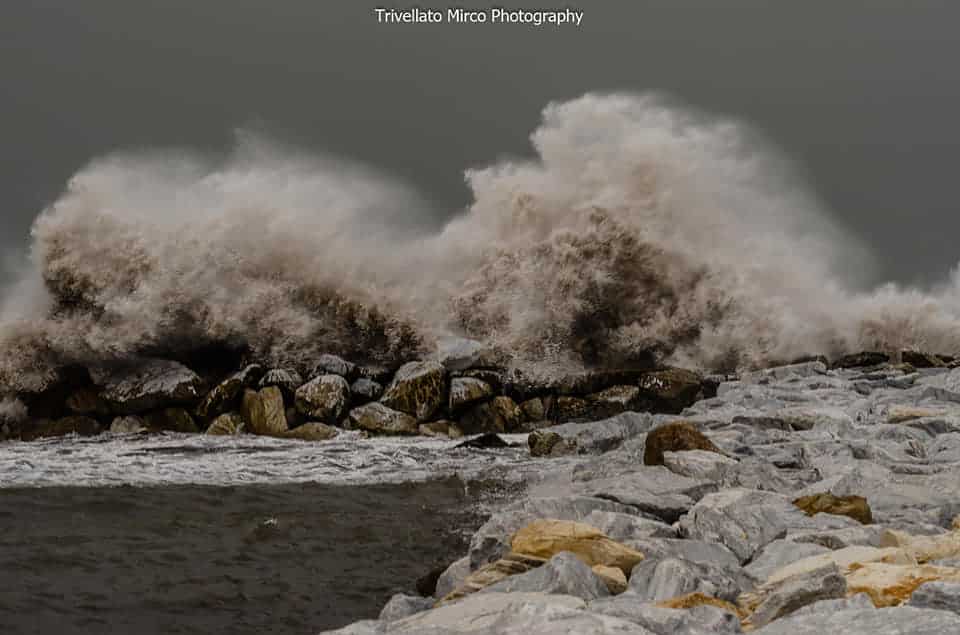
[2,93,960,392]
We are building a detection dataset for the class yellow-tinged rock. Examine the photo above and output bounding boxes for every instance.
[879,527,960,563]
[439,552,545,604]
[511,519,644,575]
[887,406,946,423]
[846,562,960,607]
[764,546,911,585]
[592,565,628,594]
[657,592,745,618]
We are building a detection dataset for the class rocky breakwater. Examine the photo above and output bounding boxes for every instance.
[0,339,710,444]
[323,353,960,634]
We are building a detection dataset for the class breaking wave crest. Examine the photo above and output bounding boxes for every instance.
[2,93,960,392]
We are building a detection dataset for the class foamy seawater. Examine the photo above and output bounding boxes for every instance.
[0,432,548,488]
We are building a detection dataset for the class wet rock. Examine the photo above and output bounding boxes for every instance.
[793,493,873,525]
[643,421,721,466]
[349,378,383,404]
[481,552,611,601]
[637,368,703,413]
[313,354,357,380]
[258,368,304,399]
[902,351,946,368]
[205,412,245,435]
[547,411,653,454]
[528,430,575,457]
[65,387,110,416]
[241,386,288,436]
[379,593,433,621]
[435,336,503,371]
[110,415,149,434]
[519,397,546,422]
[511,519,645,575]
[144,407,199,433]
[739,563,847,629]
[418,421,452,437]
[281,422,338,441]
[455,432,510,449]
[21,416,102,441]
[629,557,746,603]
[907,580,960,614]
[552,396,593,422]
[448,376,493,413]
[347,402,418,435]
[94,359,204,414]
[380,361,446,422]
[832,351,890,369]
[196,364,264,419]
[752,605,960,635]
[295,375,350,424]
[459,396,522,434]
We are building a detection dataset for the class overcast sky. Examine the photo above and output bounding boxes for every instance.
[2,1,958,285]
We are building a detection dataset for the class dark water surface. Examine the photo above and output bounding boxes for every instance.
[0,479,484,634]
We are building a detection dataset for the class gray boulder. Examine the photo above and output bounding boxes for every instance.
[752,606,960,634]
[629,557,746,603]
[434,556,471,599]
[583,510,677,541]
[482,552,611,601]
[350,378,383,403]
[258,368,305,398]
[589,596,743,634]
[313,354,357,380]
[907,581,960,614]
[743,563,847,629]
[94,359,204,414]
[379,593,433,621]
[448,377,494,413]
[745,540,831,582]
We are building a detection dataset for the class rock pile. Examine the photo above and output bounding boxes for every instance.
[323,354,960,634]
[0,338,715,442]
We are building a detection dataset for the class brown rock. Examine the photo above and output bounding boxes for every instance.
[295,375,350,424]
[519,397,546,422]
[22,416,102,441]
[528,430,575,458]
[637,368,704,413]
[144,407,199,433]
[380,361,446,422]
[206,413,245,435]
[448,377,494,413]
[241,386,288,436]
[592,564,628,594]
[459,396,522,434]
[439,552,545,604]
[281,422,338,441]
[794,493,873,525]
[65,388,110,416]
[643,421,721,466]
[419,421,452,437]
[511,519,644,575]
[348,402,419,435]
[196,364,264,419]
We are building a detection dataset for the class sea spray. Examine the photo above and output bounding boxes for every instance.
[2,93,960,393]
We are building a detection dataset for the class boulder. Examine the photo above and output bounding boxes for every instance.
[295,375,350,424]
[94,359,204,414]
[581,467,713,523]
[582,511,676,542]
[418,421,452,437]
[196,364,264,419]
[281,422,338,441]
[511,519,645,575]
[380,361,446,422]
[745,540,831,582]
[663,450,738,481]
[448,377,493,413]
[739,563,847,629]
[441,552,545,602]
[793,493,873,525]
[349,378,382,403]
[546,412,653,455]
[629,557,746,603]
[110,415,149,434]
[347,402,418,435]
[529,430,575,457]
[589,597,743,634]
[469,496,639,569]
[459,396,522,434]
[624,538,742,572]
[313,354,357,380]
[846,562,960,607]
[205,412,245,435]
[520,397,547,422]
[481,552,611,601]
[258,368,304,398]
[455,432,510,449]
[832,351,890,369]
[902,351,946,368]
[65,387,110,416]
[552,396,593,423]
[751,605,960,634]
[241,386,288,436]
[21,416,101,440]
[637,368,703,413]
[643,421,721,466]
[592,565,628,595]
[907,580,960,614]
[378,593,433,621]
[144,407,199,433]
[435,556,471,599]
[678,489,800,564]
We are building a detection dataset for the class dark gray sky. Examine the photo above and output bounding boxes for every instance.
[2,1,958,285]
